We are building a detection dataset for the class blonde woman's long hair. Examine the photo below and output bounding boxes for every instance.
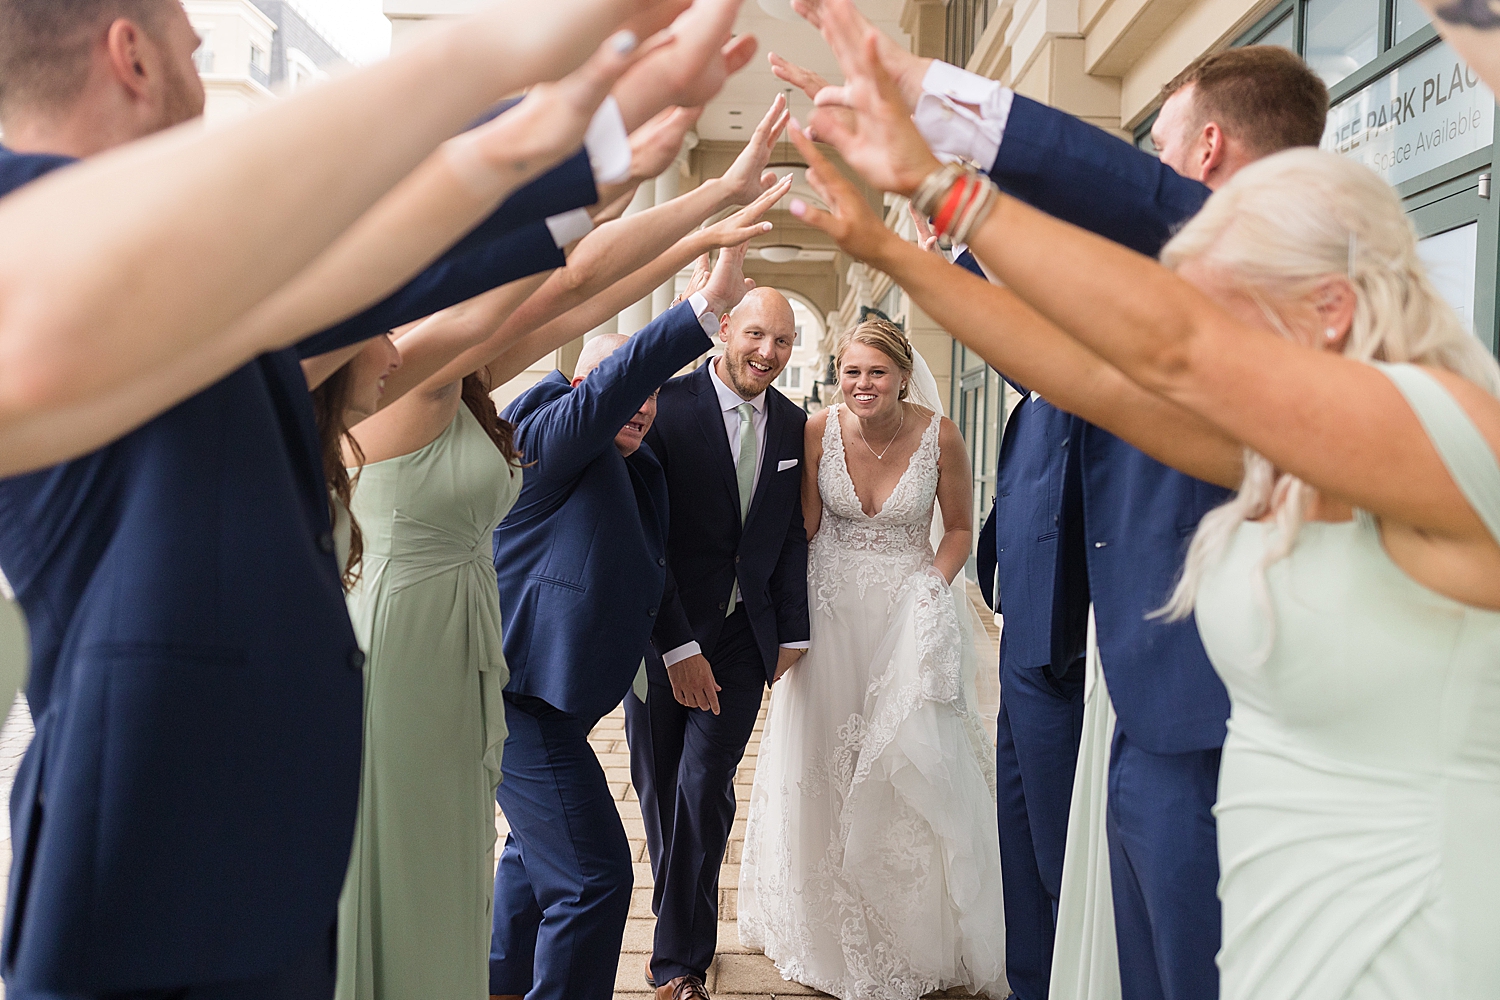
[1158,148,1500,622]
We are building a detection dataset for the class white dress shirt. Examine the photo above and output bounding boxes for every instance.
[913,61,1016,173]
[542,96,634,249]
[662,357,809,668]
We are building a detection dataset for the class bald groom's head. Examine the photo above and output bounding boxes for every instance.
[717,287,796,401]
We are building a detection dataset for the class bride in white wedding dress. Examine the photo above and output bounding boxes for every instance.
[739,318,1007,1000]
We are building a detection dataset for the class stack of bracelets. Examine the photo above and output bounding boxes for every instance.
[910,161,1001,247]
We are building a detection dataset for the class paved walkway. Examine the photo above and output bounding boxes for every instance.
[595,582,1004,999]
[0,587,1003,1000]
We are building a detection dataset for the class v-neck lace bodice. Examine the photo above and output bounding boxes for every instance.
[810,404,942,616]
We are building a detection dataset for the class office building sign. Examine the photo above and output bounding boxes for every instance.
[1322,42,1494,186]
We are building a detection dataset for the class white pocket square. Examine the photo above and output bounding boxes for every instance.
[777,459,799,472]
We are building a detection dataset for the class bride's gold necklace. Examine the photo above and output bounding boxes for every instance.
[857,403,905,461]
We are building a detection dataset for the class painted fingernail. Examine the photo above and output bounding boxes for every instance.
[790,198,807,217]
[762,222,773,231]
[611,30,638,54]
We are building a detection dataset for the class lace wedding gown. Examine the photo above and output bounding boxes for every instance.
[739,405,1008,1000]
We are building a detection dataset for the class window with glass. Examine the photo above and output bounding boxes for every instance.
[1304,0,1381,86]
[1135,0,1445,152]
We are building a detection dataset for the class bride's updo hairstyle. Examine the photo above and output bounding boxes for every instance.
[837,316,915,400]
[1159,148,1500,620]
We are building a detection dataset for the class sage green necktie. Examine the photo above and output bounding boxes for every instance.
[727,401,757,616]
[736,402,757,523]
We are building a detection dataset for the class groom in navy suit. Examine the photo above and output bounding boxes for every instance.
[488,248,753,1000]
[626,286,809,999]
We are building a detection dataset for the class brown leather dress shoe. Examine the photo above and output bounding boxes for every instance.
[655,975,711,1000]
[644,955,657,988]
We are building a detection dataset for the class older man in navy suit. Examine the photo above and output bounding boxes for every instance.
[626,286,808,1000]
[488,246,754,1000]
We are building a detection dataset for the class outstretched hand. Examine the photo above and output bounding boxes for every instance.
[701,240,756,317]
[704,172,793,246]
[807,32,941,197]
[784,119,902,265]
[768,51,831,101]
[789,0,930,111]
[717,93,791,206]
[612,0,758,130]
[629,106,705,183]
[673,252,714,306]
[457,29,665,196]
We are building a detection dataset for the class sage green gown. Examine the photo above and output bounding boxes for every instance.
[336,405,519,1000]
[1196,364,1500,1000]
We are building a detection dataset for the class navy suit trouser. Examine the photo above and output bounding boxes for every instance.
[994,655,1086,1000]
[6,924,335,999]
[490,694,633,1000]
[1106,727,1222,1000]
[624,606,766,986]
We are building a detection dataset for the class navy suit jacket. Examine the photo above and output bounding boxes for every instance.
[495,303,712,723]
[983,97,1233,754]
[0,141,592,991]
[645,363,809,684]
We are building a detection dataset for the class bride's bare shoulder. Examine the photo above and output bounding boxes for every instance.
[806,406,834,441]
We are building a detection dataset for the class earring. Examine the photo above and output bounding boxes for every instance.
[1325,327,1339,342]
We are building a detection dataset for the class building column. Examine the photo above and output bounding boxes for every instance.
[616,183,657,334]
[650,161,684,319]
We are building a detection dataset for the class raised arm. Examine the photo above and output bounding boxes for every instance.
[405,98,790,393]
[0,0,680,437]
[801,29,1500,569]
[512,240,752,489]
[784,121,1243,487]
[477,175,789,388]
[785,0,1211,254]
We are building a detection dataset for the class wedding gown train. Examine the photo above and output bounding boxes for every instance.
[739,406,1007,1000]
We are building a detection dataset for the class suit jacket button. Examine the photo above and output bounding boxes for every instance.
[348,649,366,670]
[658,557,666,566]
[648,607,657,617]
[718,601,727,610]
[317,532,336,554]
[734,555,741,564]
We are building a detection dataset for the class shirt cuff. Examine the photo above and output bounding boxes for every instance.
[545,208,594,248]
[687,292,722,338]
[915,62,1014,171]
[914,93,1006,172]
[584,97,632,186]
[921,60,1014,120]
[779,641,810,651]
[662,641,702,667]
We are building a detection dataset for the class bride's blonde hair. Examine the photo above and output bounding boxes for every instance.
[1158,149,1500,622]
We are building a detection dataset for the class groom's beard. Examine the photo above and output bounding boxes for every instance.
[721,354,777,398]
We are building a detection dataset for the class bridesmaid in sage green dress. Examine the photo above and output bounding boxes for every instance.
[336,371,521,1000]
[309,329,517,1000]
